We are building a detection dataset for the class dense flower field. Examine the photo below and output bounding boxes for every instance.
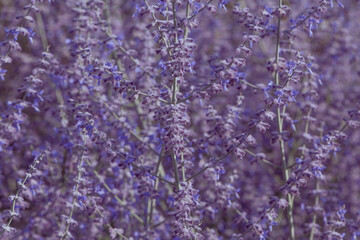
[1,0,360,239]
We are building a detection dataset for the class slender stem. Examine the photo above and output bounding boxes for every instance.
[168,1,181,191]
[100,73,168,104]
[244,149,282,169]
[91,126,174,187]
[309,116,323,240]
[147,148,164,228]
[171,0,179,105]
[151,219,167,229]
[105,0,111,25]
[181,151,186,181]
[177,60,235,104]
[172,154,181,189]
[288,7,319,33]
[241,80,259,89]
[274,1,295,239]
[178,0,213,27]
[95,208,128,240]
[171,76,178,104]
[304,109,312,137]
[86,159,144,224]
[245,149,283,184]
[61,139,86,240]
[186,103,277,182]
[36,13,70,131]
[309,179,320,240]
[184,1,190,39]
[241,122,349,238]
[172,0,178,43]
[144,0,173,58]
[131,163,175,187]
[0,155,44,238]
[102,101,160,156]
[35,13,49,50]
[103,30,168,90]
[186,151,230,182]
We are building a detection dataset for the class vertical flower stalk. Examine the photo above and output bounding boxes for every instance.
[274,0,295,239]
[309,179,320,240]
[59,137,86,240]
[170,0,182,190]
[0,154,44,238]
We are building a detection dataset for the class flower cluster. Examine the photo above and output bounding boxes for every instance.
[0,0,359,239]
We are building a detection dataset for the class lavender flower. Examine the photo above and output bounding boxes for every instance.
[0,0,359,239]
